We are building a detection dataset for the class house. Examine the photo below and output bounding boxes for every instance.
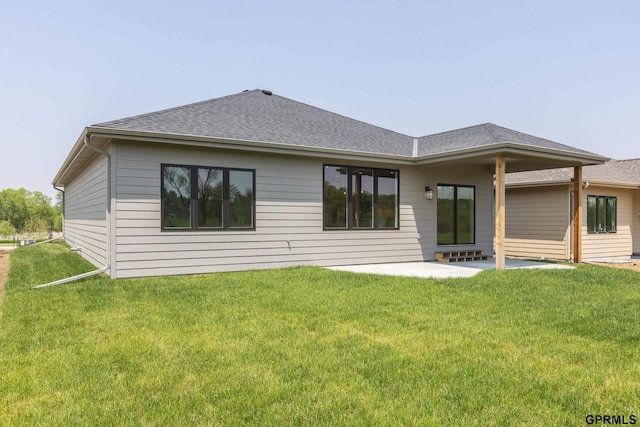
[52,89,607,278]
[505,159,640,261]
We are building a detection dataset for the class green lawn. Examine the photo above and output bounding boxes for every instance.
[1,242,639,426]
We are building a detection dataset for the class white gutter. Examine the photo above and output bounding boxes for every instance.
[86,127,416,164]
[507,180,640,190]
[413,142,609,166]
[53,128,90,186]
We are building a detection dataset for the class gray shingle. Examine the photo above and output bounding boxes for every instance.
[506,159,640,186]
[417,123,597,157]
[93,90,603,160]
[94,89,415,157]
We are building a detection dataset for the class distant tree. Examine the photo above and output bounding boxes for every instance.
[0,220,15,237]
[52,192,63,231]
[22,217,49,238]
[0,188,29,231]
[0,188,60,233]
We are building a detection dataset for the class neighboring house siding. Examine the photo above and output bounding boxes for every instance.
[64,154,108,268]
[112,140,494,278]
[634,190,640,254]
[505,186,570,260]
[582,185,632,260]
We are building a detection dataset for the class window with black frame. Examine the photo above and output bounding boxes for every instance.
[323,165,398,230]
[162,165,255,231]
[437,184,475,245]
[587,195,616,233]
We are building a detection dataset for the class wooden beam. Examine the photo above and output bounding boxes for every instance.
[573,166,583,263]
[495,155,506,270]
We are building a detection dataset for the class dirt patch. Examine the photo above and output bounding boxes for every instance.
[0,250,9,302]
[589,260,640,273]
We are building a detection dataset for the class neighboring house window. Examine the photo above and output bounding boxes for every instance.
[437,184,475,245]
[587,195,616,233]
[323,165,399,229]
[162,165,255,231]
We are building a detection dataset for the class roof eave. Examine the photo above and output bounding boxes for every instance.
[506,179,640,189]
[86,126,416,164]
[578,180,640,189]
[52,128,91,186]
[414,142,609,166]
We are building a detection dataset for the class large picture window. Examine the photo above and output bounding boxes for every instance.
[587,195,616,233]
[162,165,255,231]
[323,165,398,230]
[437,184,475,245]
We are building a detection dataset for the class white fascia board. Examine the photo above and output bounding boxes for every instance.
[52,128,91,186]
[578,181,640,189]
[506,180,640,190]
[414,142,609,166]
[86,127,416,165]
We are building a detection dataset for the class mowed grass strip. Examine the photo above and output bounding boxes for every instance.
[0,242,639,426]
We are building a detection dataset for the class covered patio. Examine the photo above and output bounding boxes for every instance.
[415,124,608,269]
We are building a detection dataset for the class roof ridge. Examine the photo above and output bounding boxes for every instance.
[482,123,502,144]
[92,89,262,127]
[417,122,493,139]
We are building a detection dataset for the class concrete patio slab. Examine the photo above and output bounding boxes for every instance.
[326,259,574,279]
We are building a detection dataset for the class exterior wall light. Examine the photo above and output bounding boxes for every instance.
[425,186,433,200]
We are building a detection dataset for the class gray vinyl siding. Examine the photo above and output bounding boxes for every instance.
[633,190,640,254]
[505,186,571,260]
[419,165,494,257]
[64,153,109,269]
[112,140,495,278]
[582,185,633,260]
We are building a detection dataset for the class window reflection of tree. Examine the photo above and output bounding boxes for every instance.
[198,168,223,227]
[163,167,191,227]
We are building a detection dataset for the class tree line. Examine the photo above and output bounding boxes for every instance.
[0,188,62,238]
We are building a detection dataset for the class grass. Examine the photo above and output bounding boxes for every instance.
[1,242,639,426]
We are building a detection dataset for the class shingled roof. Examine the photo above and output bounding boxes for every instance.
[94,89,414,157]
[417,123,598,157]
[92,89,603,160]
[506,159,640,187]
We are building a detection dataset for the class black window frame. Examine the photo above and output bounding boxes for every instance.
[322,164,400,231]
[587,195,617,234]
[161,164,256,231]
[437,184,476,245]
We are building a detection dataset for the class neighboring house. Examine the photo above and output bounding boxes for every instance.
[53,89,606,278]
[505,159,640,261]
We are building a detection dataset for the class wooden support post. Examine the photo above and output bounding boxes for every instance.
[573,166,583,263]
[495,155,506,271]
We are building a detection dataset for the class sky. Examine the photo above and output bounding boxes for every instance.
[1,0,639,200]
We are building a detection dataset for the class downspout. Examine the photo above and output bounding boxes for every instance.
[33,135,112,289]
[33,265,109,289]
[84,134,112,278]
